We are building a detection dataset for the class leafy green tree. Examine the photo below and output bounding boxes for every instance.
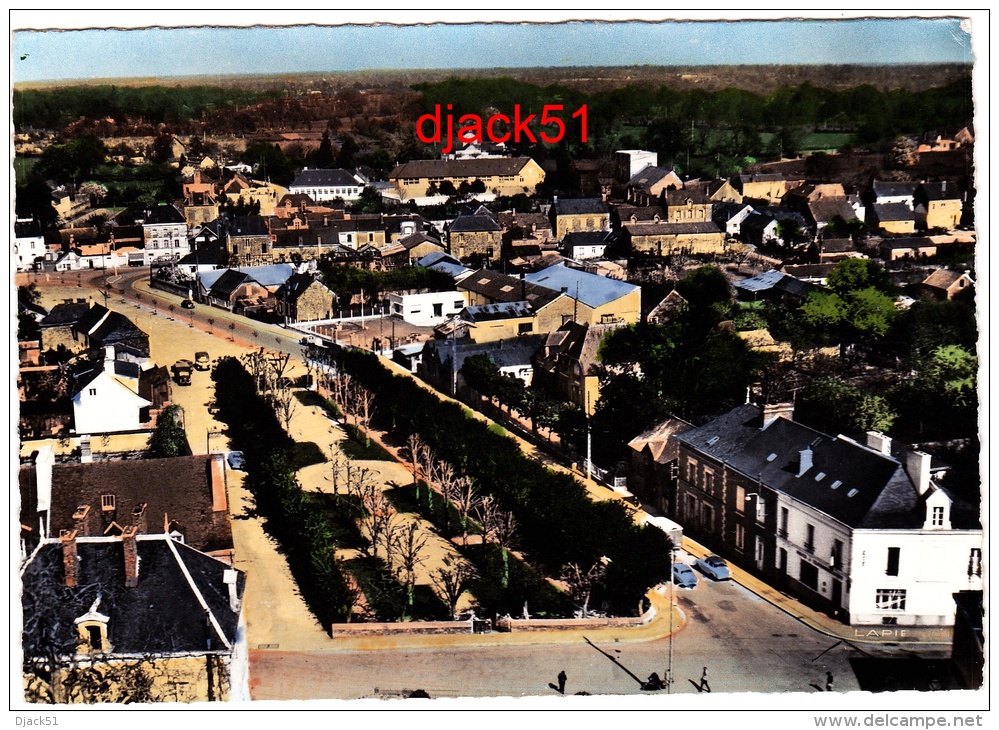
[826,258,892,296]
[146,405,190,457]
[797,376,896,435]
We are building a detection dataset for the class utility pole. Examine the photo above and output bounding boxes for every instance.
[667,545,677,692]
[585,391,592,481]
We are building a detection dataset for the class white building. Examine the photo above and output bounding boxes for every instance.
[388,291,468,328]
[615,150,659,182]
[71,348,151,434]
[14,218,47,272]
[671,404,982,628]
[288,168,366,202]
[139,203,190,264]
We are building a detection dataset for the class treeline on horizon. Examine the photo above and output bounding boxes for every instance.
[12,85,282,131]
[13,72,973,150]
[414,75,973,147]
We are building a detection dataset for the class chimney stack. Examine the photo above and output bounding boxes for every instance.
[80,434,92,463]
[122,526,139,588]
[35,446,55,531]
[905,450,932,495]
[798,447,813,477]
[72,505,91,536]
[132,503,148,533]
[865,431,892,456]
[61,530,79,587]
[224,569,240,613]
[762,402,795,429]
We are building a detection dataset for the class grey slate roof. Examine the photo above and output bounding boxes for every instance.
[873,202,916,222]
[553,198,609,216]
[390,157,536,180]
[143,203,186,225]
[677,405,978,530]
[448,214,502,233]
[625,221,722,236]
[290,168,362,188]
[21,536,244,658]
[41,301,90,327]
[525,264,638,309]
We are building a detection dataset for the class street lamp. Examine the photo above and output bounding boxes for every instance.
[667,545,677,693]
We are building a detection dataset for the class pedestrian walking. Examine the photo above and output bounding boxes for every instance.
[826,671,834,692]
[557,669,567,694]
[699,666,711,692]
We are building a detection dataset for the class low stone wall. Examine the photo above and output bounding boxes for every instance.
[330,620,475,637]
[495,606,656,633]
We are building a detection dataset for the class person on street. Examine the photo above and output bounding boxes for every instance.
[699,666,711,692]
[557,669,567,694]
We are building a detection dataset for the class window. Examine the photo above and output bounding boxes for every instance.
[735,523,745,550]
[685,495,696,522]
[454,301,464,309]
[875,588,907,611]
[518,322,533,334]
[687,459,697,484]
[805,524,815,553]
[433,303,443,317]
[88,388,97,396]
[701,504,714,530]
[736,485,746,513]
[779,507,789,538]
[932,506,945,526]
[886,547,900,576]
[703,468,714,493]
[101,494,116,511]
[832,540,844,570]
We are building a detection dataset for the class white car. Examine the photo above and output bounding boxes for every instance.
[695,554,732,581]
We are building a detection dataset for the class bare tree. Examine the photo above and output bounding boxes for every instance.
[453,476,478,546]
[391,519,429,608]
[349,380,376,446]
[476,495,518,587]
[357,487,396,561]
[430,553,477,619]
[560,558,608,619]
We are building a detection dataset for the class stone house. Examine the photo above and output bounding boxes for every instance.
[275,273,336,323]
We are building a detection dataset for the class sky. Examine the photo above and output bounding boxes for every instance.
[10,12,977,84]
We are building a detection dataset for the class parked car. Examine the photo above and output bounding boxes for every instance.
[672,562,698,589]
[694,554,731,581]
[181,299,195,309]
[194,351,210,371]
[227,451,246,470]
[170,359,193,386]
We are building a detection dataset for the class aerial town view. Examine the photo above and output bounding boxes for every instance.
[11,12,986,719]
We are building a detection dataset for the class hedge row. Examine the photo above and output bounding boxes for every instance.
[325,347,673,614]
[212,357,357,629]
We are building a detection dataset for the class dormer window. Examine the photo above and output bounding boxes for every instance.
[101,494,116,511]
[931,506,945,527]
[75,595,110,654]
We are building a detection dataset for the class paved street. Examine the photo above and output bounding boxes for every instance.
[248,575,863,700]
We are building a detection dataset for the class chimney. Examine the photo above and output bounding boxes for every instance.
[762,402,794,429]
[104,345,115,369]
[122,526,139,588]
[35,446,55,531]
[865,431,892,456]
[132,503,148,533]
[905,450,932,495]
[72,505,91,536]
[61,530,79,587]
[79,434,92,463]
[224,569,240,613]
[798,447,813,477]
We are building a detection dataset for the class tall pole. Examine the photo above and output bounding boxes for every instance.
[451,319,457,397]
[585,391,592,481]
[668,546,676,692]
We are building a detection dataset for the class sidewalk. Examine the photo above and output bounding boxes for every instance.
[680,537,955,649]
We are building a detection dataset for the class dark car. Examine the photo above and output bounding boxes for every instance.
[672,562,698,589]
[181,299,195,309]
[695,554,732,581]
